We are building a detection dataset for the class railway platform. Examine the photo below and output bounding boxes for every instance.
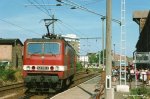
[50,75,149,99]
[50,75,100,99]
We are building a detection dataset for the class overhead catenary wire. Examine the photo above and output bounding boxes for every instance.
[33,0,52,17]
[57,20,86,37]
[46,0,54,15]
[82,0,104,6]
[25,0,102,47]
[26,0,85,37]
[0,18,42,36]
[27,0,52,18]
[0,0,102,56]
[41,0,52,15]
[79,37,101,55]
[57,0,121,25]
[55,22,64,34]
[58,0,103,16]
[26,0,100,38]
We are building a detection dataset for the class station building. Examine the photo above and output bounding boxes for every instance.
[0,38,23,69]
[133,10,150,52]
[133,10,150,69]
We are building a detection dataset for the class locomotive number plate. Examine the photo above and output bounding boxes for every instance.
[37,66,49,70]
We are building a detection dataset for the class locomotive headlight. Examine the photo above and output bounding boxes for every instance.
[26,66,30,70]
[55,66,59,71]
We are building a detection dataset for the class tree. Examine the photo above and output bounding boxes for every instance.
[87,49,106,65]
[88,53,98,64]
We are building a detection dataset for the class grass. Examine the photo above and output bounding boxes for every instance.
[129,86,150,99]
[0,69,23,86]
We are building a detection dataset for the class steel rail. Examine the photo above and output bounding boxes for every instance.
[0,82,24,92]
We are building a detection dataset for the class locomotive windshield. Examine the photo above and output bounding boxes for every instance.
[27,42,60,55]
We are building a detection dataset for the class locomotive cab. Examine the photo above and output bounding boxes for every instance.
[23,37,76,93]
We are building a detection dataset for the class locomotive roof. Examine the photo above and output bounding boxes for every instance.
[25,38,65,42]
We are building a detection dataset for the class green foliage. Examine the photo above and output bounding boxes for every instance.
[88,53,98,64]
[130,86,150,99]
[14,70,23,82]
[76,62,83,71]
[0,69,16,81]
[88,49,106,65]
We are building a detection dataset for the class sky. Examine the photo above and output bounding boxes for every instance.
[0,0,150,57]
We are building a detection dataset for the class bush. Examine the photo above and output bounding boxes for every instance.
[130,86,150,99]
[14,70,23,82]
[76,62,83,71]
[0,69,16,81]
[0,69,23,86]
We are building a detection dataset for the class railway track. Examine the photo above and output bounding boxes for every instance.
[21,72,99,99]
[0,71,99,99]
[70,72,98,88]
[0,71,84,93]
[0,82,24,92]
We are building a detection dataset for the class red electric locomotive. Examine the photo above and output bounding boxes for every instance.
[23,34,76,92]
